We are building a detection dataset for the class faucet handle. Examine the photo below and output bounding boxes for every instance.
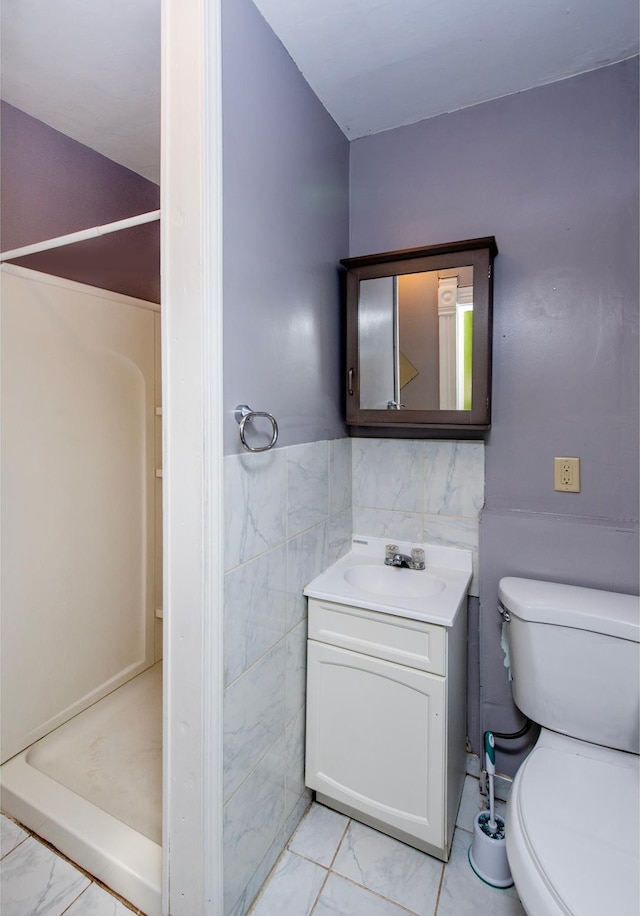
[385,544,399,561]
[411,547,425,569]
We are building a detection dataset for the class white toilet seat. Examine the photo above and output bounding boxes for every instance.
[506,732,639,916]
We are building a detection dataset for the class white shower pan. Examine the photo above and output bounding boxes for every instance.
[0,662,162,915]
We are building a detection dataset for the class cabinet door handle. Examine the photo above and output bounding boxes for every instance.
[348,368,354,396]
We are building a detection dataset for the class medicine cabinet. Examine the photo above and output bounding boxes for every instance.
[341,237,497,438]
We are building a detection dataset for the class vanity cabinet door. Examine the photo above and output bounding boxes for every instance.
[306,640,446,851]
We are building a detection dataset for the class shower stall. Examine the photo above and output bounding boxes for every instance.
[0,260,163,915]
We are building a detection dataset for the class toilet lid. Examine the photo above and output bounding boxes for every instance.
[517,747,639,916]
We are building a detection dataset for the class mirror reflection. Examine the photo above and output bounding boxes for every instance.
[342,237,496,436]
[358,266,474,412]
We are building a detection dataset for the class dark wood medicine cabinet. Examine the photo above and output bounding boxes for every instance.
[341,237,497,439]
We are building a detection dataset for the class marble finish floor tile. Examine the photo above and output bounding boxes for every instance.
[250,797,527,916]
[0,821,140,916]
[437,829,525,916]
[65,882,136,915]
[288,804,349,867]
[250,851,327,916]
[0,835,91,916]
[314,873,413,915]
[3,786,525,916]
[331,820,442,916]
[1,813,28,857]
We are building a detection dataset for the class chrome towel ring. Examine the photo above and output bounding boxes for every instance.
[234,405,279,452]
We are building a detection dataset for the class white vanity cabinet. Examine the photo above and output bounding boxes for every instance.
[305,597,467,861]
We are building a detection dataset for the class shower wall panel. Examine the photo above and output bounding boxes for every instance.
[1,265,157,763]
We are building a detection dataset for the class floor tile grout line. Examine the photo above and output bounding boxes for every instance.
[245,816,318,916]
[432,859,447,916]
[8,787,511,916]
[1,831,92,916]
[0,834,30,861]
[322,871,421,915]
[317,814,430,915]
[247,800,335,916]
[308,867,331,915]
[58,882,94,916]
[284,849,330,871]
[1,815,142,914]
[287,809,352,914]
[286,801,486,915]
[327,815,351,871]
[287,844,420,916]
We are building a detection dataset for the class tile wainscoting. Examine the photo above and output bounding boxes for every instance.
[352,439,484,596]
[223,436,485,914]
[223,439,352,915]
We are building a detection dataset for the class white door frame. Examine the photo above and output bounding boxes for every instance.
[161,1,224,913]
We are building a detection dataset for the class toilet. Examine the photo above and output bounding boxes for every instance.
[498,576,639,916]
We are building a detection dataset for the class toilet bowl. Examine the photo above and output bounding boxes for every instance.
[506,730,639,916]
[498,577,639,916]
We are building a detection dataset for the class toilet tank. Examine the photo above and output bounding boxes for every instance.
[498,577,640,755]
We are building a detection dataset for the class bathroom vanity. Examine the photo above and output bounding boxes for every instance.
[304,538,471,861]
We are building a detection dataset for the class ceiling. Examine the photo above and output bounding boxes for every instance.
[1,0,638,184]
[1,0,161,183]
[253,0,639,140]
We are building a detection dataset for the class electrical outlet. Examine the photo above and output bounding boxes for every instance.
[554,457,580,492]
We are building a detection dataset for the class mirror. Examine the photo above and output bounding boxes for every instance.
[358,266,474,412]
[342,237,497,437]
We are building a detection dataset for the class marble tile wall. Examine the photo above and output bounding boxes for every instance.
[352,439,484,596]
[223,437,352,916]
[223,435,484,914]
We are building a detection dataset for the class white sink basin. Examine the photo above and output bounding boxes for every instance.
[304,536,473,627]
[343,565,446,599]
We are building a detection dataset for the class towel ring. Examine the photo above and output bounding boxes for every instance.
[234,405,279,452]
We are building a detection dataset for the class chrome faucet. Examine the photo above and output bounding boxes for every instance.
[384,544,426,570]
[385,551,414,568]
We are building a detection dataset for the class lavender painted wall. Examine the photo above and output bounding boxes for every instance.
[222,0,349,454]
[350,59,639,771]
[1,102,160,302]
[220,3,349,911]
